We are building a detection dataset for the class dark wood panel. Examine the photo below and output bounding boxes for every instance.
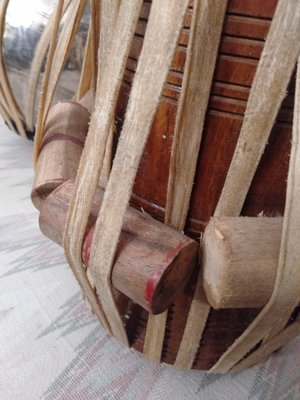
[220,35,263,59]
[212,81,250,100]
[223,15,270,39]
[112,0,292,371]
[214,55,257,86]
[228,0,278,18]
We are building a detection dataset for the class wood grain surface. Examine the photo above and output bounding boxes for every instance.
[111,0,296,369]
[31,0,297,370]
[39,180,198,314]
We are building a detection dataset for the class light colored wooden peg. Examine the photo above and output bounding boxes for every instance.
[39,180,198,314]
[31,99,91,210]
[202,216,282,309]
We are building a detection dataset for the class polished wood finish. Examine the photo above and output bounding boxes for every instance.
[110,0,296,369]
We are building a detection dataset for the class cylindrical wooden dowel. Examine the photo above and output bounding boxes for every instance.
[39,180,198,314]
[202,216,283,309]
[31,100,91,210]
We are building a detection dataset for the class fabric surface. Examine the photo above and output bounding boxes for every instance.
[1,121,300,399]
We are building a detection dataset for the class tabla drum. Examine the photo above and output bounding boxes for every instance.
[1,0,299,373]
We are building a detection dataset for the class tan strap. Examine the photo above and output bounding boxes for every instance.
[34,0,87,164]
[64,0,143,344]
[77,24,93,100]
[98,0,120,81]
[88,0,101,93]
[26,0,72,132]
[77,0,101,100]
[97,0,120,186]
[44,0,87,116]
[0,0,26,138]
[173,0,227,369]
[144,312,168,363]
[175,276,210,369]
[165,0,227,230]
[232,314,300,373]
[144,0,227,366]
[231,60,300,371]
[89,0,189,346]
[77,1,121,107]
[214,0,300,218]
[33,0,65,163]
[210,0,300,373]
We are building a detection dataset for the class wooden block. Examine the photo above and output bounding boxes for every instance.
[31,100,90,210]
[39,180,198,314]
[202,216,282,309]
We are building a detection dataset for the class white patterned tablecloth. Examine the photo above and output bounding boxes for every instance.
[1,121,300,400]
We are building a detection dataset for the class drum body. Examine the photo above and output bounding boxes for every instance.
[116,0,294,369]
[2,0,297,370]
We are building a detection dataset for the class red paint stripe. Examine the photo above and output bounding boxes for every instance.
[144,238,189,305]
[144,268,165,305]
[163,239,189,262]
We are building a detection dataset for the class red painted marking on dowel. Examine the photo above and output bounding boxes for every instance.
[144,239,189,305]
[163,239,188,262]
[144,267,165,305]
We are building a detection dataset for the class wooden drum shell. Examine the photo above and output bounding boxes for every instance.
[3,0,296,371]
[111,0,296,370]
